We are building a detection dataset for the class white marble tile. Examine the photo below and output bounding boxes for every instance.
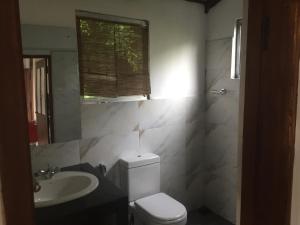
[81,101,139,139]
[204,122,239,166]
[186,172,205,210]
[139,124,185,157]
[204,37,240,223]
[30,140,80,173]
[51,52,81,143]
[80,132,139,170]
[206,38,232,69]
[186,121,205,178]
[184,121,206,210]
[185,96,206,124]
[206,101,237,129]
[206,38,232,87]
[79,132,139,187]
[206,93,239,126]
[139,124,189,206]
[161,157,188,207]
[27,35,240,220]
[203,166,238,224]
[138,98,186,130]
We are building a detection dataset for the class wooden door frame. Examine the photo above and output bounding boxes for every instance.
[1,0,300,225]
[240,0,300,225]
[0,0,36,225]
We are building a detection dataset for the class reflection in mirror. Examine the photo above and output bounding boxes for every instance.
[23,56,53,145]
[21,25,82,145]
[20,12,151,145]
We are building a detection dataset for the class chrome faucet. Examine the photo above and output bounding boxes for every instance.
[35,164,60,180]
[33,177,41,193]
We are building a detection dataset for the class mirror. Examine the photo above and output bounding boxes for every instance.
[20,7,150,146]
[21,24,82,145]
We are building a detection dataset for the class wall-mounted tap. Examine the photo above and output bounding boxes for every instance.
[33,177,41,193]
[35,164,60,180]
[209,88,227,95]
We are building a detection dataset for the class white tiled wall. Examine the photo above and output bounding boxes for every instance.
[204,38,240,223]
[31,97,206,211]
[30,39,240,222]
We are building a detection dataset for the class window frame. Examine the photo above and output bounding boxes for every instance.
[75,10,151,103]
[231,18,243,79]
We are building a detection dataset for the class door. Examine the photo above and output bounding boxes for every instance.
[23,67,34,122]
[0,0,36,225]
[35,58,52,145]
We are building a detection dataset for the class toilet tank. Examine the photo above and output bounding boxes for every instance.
[119,153,160,202]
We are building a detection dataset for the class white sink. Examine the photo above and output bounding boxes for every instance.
[34,171,99,208]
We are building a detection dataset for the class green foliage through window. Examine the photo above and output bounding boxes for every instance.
[79,19,143,73]
[76,13,150,98]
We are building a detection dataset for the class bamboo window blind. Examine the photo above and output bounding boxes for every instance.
[76,12,150,98]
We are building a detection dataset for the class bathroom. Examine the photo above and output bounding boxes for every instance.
[18,0,243,224]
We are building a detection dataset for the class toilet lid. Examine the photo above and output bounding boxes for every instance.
[135,193,187,223]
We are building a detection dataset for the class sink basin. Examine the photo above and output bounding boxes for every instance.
[34,171,99,208]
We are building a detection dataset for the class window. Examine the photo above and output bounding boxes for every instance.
[76,11,150,100]
[231,19,242,79]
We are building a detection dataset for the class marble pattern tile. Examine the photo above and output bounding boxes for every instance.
[206,94,239,126]
[206,38,232,89]
[138,96,205,208]
[203,166,238,224]
[185,121,206,210]
[139,124,189,205]
[139,124,185,155]
[204,124,239,169]
[30,140,80,173]
[185,96,206,124]
[30,95,208,212]
[81,101,139,139]
[204,38,240,223]
[80,132,139,169]
[29,35,239,223]
[138,98,186,131]
[51,51,81,143]
[186,173,205,210]
[186,121,205,183]
[79,132,139,186]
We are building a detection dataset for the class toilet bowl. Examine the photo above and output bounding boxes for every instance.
[119,153,187,225]
[134,193,187,225]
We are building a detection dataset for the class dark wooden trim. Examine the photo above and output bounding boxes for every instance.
[0,0,35,225]
[185,0,222,13]
[75,16,85,96]
[75,12,148,27]
[46,56,55,144]
[143,20,151,96]
[240,0,300,224]
[204,0,221,13]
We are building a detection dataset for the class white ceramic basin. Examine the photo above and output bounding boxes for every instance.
[34,171,99,208]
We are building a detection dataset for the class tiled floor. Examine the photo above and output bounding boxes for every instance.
[187,209,234,225]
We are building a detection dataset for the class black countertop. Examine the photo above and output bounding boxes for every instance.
[35,163,128,225]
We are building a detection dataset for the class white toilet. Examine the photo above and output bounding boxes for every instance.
[119,153,187,225]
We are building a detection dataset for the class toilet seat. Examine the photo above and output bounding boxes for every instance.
[135,193,187,225]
